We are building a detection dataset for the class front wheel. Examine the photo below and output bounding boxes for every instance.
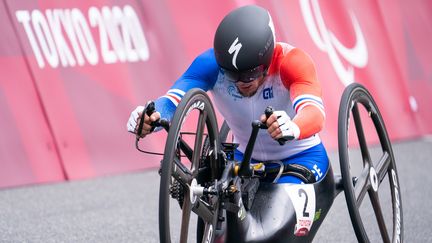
[159,89,220,243]
[338,83,403,243]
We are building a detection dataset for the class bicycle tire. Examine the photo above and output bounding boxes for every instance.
[159,88,220,243]
[338,83,403,243]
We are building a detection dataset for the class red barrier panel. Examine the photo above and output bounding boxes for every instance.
[6,0,174,180]
[0,0,431,188]
[0,2,64,187]
[377,0,432,135]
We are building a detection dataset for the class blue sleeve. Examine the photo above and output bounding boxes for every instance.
[154,48,219,122]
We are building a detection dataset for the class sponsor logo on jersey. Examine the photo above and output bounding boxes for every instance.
[263,86,273,99]
[227,85,243,100]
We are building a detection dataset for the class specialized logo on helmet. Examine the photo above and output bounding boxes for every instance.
[300,0,368,86]
[228,37,242,70]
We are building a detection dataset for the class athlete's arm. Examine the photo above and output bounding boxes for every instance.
[280,48,325,139]
[154,48,219,122]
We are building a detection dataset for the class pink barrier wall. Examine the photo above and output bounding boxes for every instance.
[0,0,431,188]
[0,2,65,187]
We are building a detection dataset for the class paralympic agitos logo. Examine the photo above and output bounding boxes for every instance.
[300,0,368,86]
[15,5,150,69]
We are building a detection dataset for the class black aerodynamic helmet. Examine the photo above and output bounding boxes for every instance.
[214,5,276,82]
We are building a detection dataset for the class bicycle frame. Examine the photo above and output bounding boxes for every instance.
[152,115,343,242]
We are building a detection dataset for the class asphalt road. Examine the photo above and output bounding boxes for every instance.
[1,138,431,242]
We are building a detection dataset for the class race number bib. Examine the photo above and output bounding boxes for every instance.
[285,184,316,236]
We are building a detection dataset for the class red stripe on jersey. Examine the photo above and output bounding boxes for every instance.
[295,100,309,113]
[166,94,180,104]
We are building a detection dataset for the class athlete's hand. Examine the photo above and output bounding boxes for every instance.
[260,110,300,141]
[127,105,161,138]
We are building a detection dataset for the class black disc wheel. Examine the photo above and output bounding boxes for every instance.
[338,83,403,243]
[159,89,220,243]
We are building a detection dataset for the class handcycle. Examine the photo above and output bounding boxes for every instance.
[135,83,403,243]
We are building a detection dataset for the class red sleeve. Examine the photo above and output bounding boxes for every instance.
[279,48,325,139]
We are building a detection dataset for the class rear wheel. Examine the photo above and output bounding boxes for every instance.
[159,89,220,243]
[338,83,403,243]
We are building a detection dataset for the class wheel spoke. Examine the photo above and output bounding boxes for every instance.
[173,157,193,184]
[368,190,391,243]
[192,198,214,223]
[192,111,207,177]
[352,104,372,166]
[375,151,391,184]
[180,188,192,243]
[179,138,193,161]
[355,165,371,207]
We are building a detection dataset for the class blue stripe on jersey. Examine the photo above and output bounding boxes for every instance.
[293,96,323,109]
[155,48,219,121]
[168,89,185,98]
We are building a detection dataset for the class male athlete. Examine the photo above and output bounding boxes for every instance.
[127,5,328,184]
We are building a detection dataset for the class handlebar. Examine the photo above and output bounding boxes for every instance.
[264,106,294,145]
[238,120,267,177]
[135,103,293,179]
[239,106,295,177]
[136,101,169,139]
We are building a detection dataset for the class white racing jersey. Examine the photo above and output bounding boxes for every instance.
[154,43,325,161]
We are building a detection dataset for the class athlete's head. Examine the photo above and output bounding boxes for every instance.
[213,5,276,84]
